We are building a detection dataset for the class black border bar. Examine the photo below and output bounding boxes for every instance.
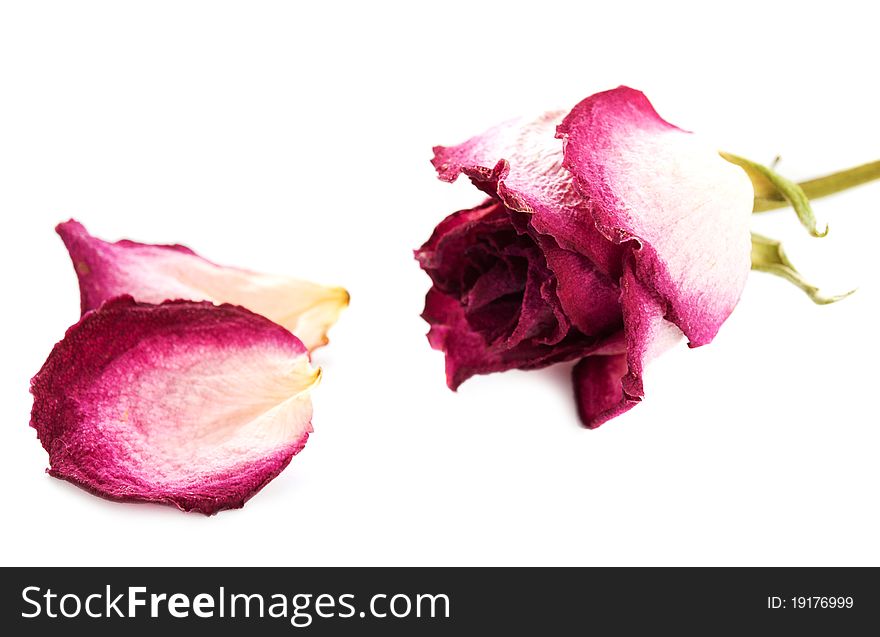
[2,567,877,634]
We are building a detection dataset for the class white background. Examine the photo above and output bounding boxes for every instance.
[1,0,878,566]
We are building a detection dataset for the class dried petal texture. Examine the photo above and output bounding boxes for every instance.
[57,220,348,350]
[433,111,579,214]
[572,354,633,428]
[30,297,319,514]
[557,87,754,346]
[432,110,621,275]
[416,200,622,389]
[422,87,753,427]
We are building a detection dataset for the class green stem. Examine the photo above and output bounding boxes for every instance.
[754,160,880,212]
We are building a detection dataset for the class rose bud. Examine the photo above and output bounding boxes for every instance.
[416,86,754,428]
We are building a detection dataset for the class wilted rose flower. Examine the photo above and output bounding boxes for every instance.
[416,86,754,427]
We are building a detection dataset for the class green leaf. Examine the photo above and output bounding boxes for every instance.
[721,152,828,238]
[750,233,854,305]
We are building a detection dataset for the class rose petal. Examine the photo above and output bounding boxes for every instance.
[30,296,319,515]
[417,198,502,265]
[433,111,575,212]
[423,288,603,389]
[574,263,683,428]
[572,355,635,428]
[432,113,621,276]
[504,242,569,348]
[415,199,512,292]
[56,220,348,350]
[535,235,621,336]
[618,261,683,399]
[557,86,754,346]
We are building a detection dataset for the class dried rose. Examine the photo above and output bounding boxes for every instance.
[416,86,754,427]
[57,220,348,351]
[30,297,319,515]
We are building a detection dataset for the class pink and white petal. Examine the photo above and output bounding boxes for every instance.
[573,263,683,428]
[56,220,348,351]
[432,115,621,275]
[433,111,576,212]
[618,262,683,399]
[30,297,319,515]
[557,86,754,346]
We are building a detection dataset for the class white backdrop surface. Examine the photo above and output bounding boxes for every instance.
[1,0,878,566]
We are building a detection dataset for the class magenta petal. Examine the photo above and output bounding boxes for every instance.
[572,355,636,429]
[56,220,348,350]
[30,297,319,515]
[619,263,681,399]
[573,264,682,428]
[537,237,621,336]
[423,288,497,389]
[432,113,621,276]
[417,198,502,262]
[423,288,604,389]
[557,86,754,346]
